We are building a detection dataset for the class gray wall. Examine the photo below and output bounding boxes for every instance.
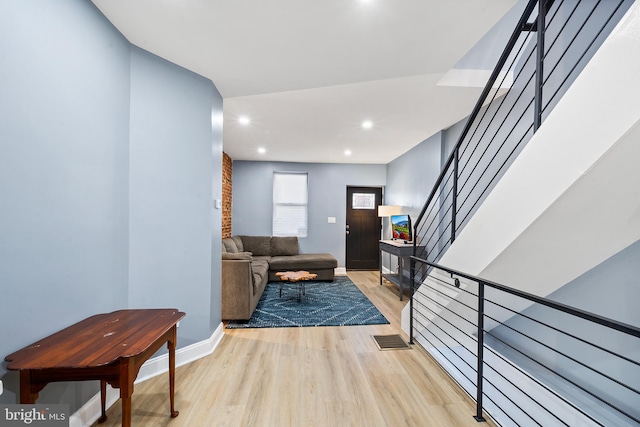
[545,239,640,326]
[386,132,442,223]
[0,0,222,411]
[0,0,131,408]
[128,46,221,344]
[382,132,443,271]
[232,161,386,266]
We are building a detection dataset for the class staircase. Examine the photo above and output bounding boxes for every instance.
[404,0,640,425]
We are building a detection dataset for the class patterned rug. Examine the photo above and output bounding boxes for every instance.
[225,276,389,328]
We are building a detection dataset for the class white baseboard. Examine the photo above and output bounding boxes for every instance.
[335,267,347,275]
[136,322,225,383]
[69,387,119,427]
[69,322,225,427]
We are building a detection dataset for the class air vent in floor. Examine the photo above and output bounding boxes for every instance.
[372,334,411,351]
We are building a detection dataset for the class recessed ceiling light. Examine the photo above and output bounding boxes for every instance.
[257,147,266,154]
[344,149,352,156]
[362,120,373,129]
[239,116,250,125]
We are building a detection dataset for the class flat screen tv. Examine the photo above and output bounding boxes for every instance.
[391,214,412,242]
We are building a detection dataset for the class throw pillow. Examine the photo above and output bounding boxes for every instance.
[271,236,299,256]
[231,236,244,252]
[222,238,239,253]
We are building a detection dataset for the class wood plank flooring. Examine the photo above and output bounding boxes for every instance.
[93,271,495,427]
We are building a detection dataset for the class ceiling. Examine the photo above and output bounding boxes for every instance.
[91,0,517,164]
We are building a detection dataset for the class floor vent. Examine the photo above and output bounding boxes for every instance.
[372,334,411,351]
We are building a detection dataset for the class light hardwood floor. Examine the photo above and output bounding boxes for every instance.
[94,271,495,427]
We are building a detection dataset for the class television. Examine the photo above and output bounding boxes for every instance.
[391,214,412,242]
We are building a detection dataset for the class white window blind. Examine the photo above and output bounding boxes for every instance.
[273,172,308,237]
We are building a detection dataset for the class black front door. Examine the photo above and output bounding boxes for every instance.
[345,186,382,270]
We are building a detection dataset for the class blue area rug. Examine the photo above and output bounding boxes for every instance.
[226,276,389,328]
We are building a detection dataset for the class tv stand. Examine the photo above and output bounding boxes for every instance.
[379,240,416,301]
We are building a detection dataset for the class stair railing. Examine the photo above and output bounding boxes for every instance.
[408,0,635,424]
[410,259,640,426]
[411,0,631,267]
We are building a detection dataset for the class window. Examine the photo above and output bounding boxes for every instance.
[351,192,376,210]
[273,172,308,237]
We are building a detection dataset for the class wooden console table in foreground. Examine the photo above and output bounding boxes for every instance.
[5,308,186,427]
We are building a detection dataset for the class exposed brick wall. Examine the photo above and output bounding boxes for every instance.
[222,152,233,239]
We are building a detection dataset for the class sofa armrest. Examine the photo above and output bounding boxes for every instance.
[221,259,253,319]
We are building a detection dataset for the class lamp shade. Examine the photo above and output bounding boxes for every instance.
[377,205,402,217]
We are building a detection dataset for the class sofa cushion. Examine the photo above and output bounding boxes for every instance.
[222,252,253,261]
[269,253,338,270]
[270,236,299,256]
[231,236,244,252]
[239,236,272,256]
[222,238,239,253]
[250,259,270,294]
[252,255,272,263]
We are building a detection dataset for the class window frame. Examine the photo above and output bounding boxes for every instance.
[272,171,308,238]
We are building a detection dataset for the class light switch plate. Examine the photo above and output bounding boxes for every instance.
[215,199,222,209]
[0,379,3,395]
[328,217,336,223]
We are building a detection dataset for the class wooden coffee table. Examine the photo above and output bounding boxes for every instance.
[275,271,317,301]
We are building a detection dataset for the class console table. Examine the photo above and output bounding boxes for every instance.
[4,308,185,427]
[379,240,419,301]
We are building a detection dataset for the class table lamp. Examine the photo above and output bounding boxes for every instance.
[377,205,402,240]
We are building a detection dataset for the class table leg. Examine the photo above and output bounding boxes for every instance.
[399,255,404,301]
[169,327,179,418]
[379,248,383,286]
[98,380,108,423]
[121,395,132,427]
[19,371,38,403]
[120,361,134,427]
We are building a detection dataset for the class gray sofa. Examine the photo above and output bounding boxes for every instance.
[221,235,338,320]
